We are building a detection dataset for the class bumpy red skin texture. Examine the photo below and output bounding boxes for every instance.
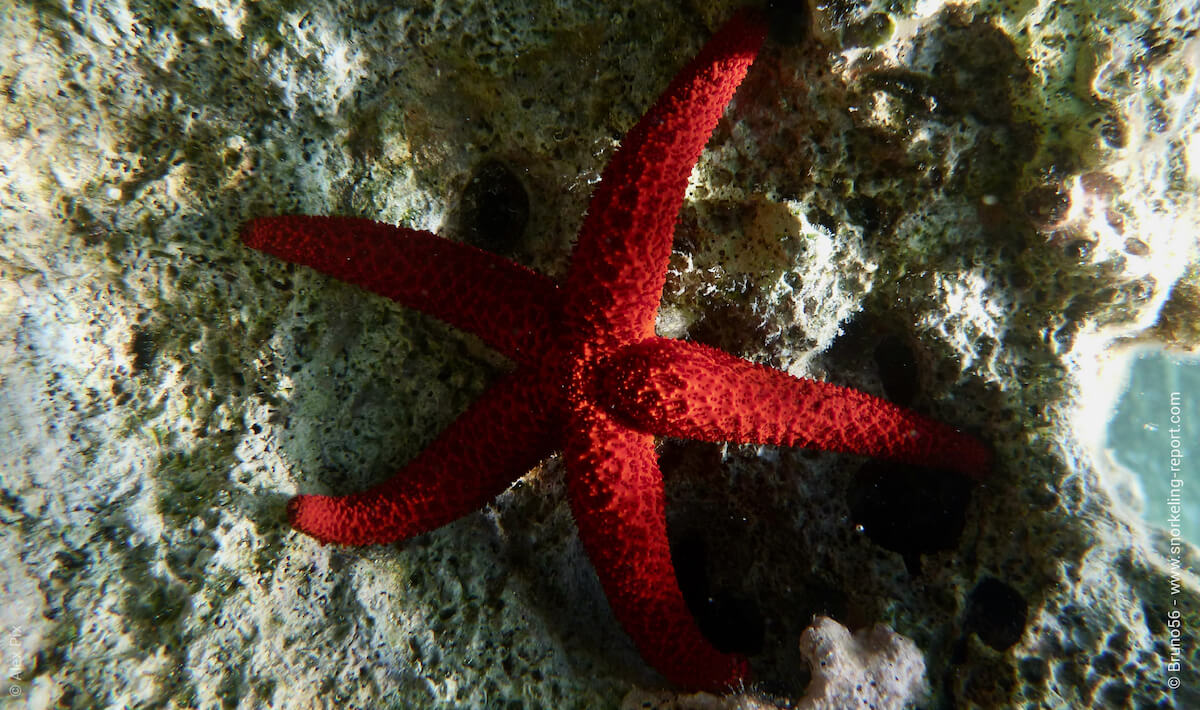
[241,216,558,365]
[600,338,992,480]
[282,368,561,545]
[240,7,990,692]
[561,9,766,349]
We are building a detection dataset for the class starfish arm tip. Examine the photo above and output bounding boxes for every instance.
[286,491,401,546]
[239,216,270,248]
[286,493,338,544]
[287,492,407,546]
[959,436,995,481]
[679,652,751,693]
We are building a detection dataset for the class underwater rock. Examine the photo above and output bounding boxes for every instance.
[1,0,1197,707]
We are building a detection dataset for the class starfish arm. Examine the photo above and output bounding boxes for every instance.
[242,216,557,365]
[288,366,559,545]
[601,338,993,480]
[563,397,749,690]
[562,10,766,345]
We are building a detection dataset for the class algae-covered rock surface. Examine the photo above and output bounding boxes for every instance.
[2,0,1197,707]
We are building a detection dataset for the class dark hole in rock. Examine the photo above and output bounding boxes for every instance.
[671,535,764,655]
[130,328,157,373]
[845,194,896,238]
[765,0,811,46]
[459,158,529,257]
[874,334,919,407]
[846,461,973,573]
[964,576,1028,651]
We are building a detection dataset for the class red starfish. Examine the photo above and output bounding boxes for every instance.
[242,8,991,690]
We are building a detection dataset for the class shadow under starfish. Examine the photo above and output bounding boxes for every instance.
[241,7,992,691]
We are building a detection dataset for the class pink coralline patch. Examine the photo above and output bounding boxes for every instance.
[241,7,991,691]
